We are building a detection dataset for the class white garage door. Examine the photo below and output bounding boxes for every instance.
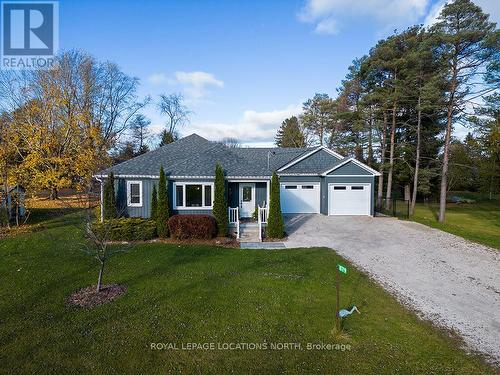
[328,184,371,216]
[280,183,320,214]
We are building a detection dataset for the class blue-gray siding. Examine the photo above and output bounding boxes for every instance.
[228,182,268,210]
[327,161,372,176]
[284,149,341,173]
[108,170,376,218]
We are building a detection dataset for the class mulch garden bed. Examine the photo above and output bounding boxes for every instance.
[107,236,240,248]
[67,284,127,308]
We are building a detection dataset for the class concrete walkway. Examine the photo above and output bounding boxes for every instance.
[240,242,286,249]
[284,214,500,364]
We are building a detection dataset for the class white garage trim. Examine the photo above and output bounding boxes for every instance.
[328,183,371,216]
[280,182,320,214]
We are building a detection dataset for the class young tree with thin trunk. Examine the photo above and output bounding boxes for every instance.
[430,0,498,222]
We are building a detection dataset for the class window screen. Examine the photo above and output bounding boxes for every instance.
[204,185,212,206]
[129,183,140,204]
[176,185,184,206]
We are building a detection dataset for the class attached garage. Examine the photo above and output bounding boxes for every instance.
[328,183,371,216]
[280,183,320,214]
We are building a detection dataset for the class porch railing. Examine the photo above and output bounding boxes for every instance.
[228,207,239,239]
[257,205,268,241]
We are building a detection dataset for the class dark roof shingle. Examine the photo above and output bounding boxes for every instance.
[96,134,335,177]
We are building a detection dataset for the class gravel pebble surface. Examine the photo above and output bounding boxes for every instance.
[284,214,500,365]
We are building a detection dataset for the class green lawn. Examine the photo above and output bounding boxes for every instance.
[411,192,500,250]
[0,212,496,374]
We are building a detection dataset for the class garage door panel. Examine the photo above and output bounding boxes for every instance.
[329,184,370,216]
[280,183,320,214]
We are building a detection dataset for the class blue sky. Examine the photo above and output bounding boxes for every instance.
[60,0,499,146]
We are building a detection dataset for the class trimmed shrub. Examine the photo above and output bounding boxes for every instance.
[93,218,157,241]
[157,167,170,238]
[266,172,285,238]
[213,162,228,236]
[150,184,158,221]
[0,207,9,227]
[168,215,217,240]
[103,172,117,219]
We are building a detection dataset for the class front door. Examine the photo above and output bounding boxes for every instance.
[239,183,255,218]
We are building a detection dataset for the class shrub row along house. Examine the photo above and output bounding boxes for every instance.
[94,134,380,237]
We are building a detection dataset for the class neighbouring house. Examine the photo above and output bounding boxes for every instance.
[1,185,26,220]
[94,134,380,222]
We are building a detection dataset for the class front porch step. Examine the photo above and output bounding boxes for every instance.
[238,223,261,242]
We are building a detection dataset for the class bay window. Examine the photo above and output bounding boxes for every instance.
[174,183,213,209]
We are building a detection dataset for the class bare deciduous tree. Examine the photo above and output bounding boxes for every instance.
[158,93,191,138]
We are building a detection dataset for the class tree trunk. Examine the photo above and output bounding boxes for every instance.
[377,111,388,209]
[97,260,105,292]
[49,187,58,200]
[404,184,411,201]
[367,107,373,167]
[439,109,453,223]
[439,65,457,223]
[410,96,422,216]
[385,103,397,209]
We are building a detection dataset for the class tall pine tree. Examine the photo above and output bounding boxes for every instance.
[430,0,498,222]
[275,116,306,147]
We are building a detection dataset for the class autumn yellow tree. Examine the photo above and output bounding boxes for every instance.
[0,51,145,198]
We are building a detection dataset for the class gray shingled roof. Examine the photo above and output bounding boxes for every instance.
[96,134,335,177]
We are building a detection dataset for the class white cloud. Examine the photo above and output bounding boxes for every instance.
[147,72,168,85]
[146,71,224,101]
[183,104,303,144]
[315,17,339,35]
[173,71,224,100]
[299,0,430,34]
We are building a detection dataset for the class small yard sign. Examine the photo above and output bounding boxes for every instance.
[337,264,347,274]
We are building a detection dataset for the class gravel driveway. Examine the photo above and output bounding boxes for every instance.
[284,214,500,364]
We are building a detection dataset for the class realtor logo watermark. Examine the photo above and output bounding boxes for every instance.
[1,1,58,69]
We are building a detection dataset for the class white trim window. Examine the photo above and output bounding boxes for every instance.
[127,181,143,207]
[174,182,214,209]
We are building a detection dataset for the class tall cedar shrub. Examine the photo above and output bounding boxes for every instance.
[157,167,170,237]
[213,163,228,236]
[266,172,284,238]
[150,184,158,222]
[103,172,117,219]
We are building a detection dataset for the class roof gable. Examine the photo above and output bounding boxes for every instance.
[323,158,380,176]
[278,147,342,174]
